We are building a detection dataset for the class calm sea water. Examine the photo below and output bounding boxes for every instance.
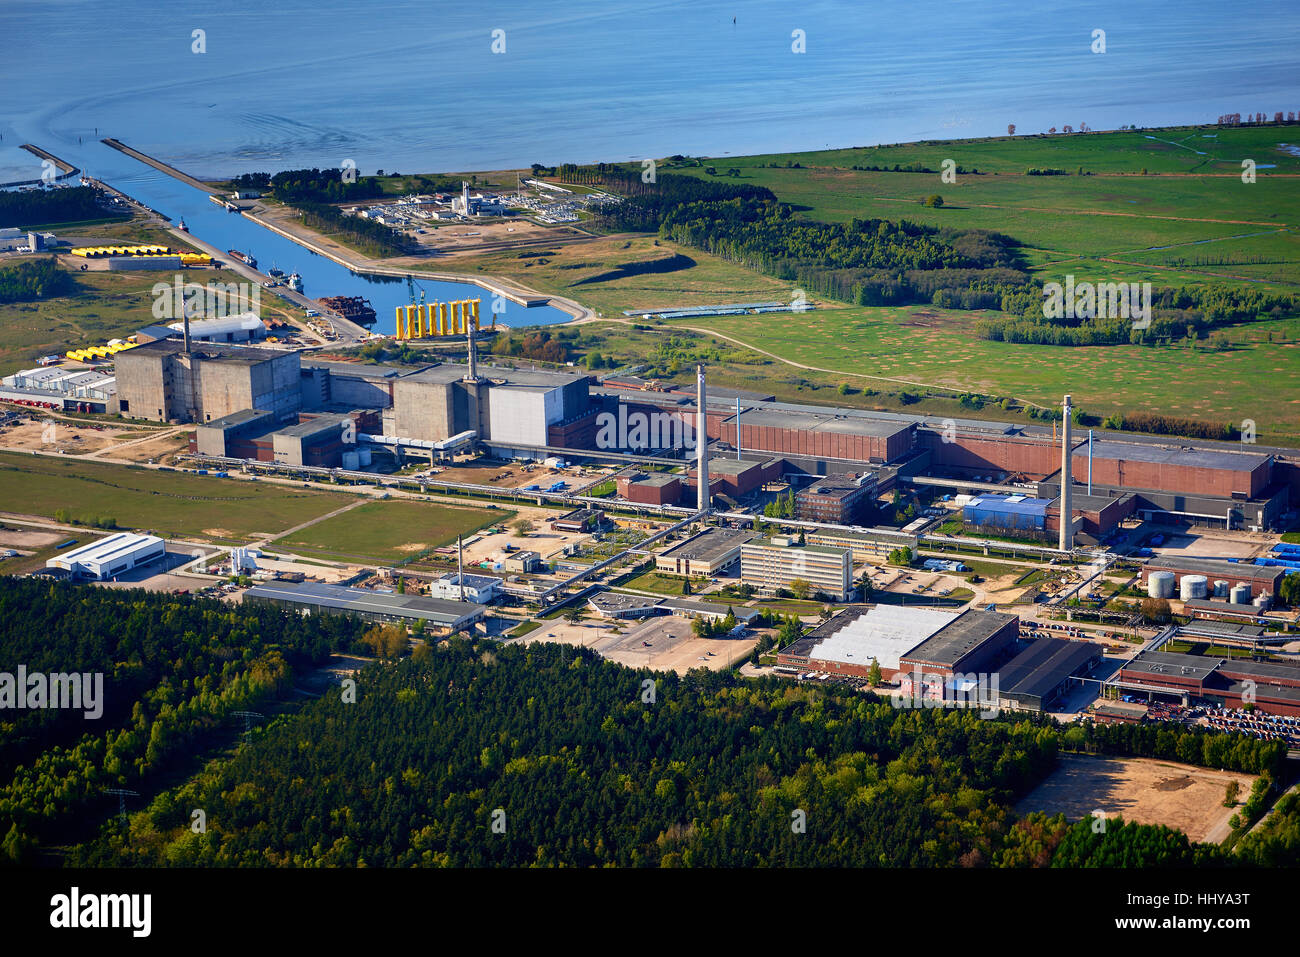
[3,0,1297,181]
[1,0,1296,333]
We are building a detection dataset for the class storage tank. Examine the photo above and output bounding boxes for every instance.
[357,447,372,467]
[1213,579,1230,599]
[1179,575,1208,601]
[1229,583,1251,604]
[341,451,360,471]
[1147,571,1175,599]
[1253,593,1271,610]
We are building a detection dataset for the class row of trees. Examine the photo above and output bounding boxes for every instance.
[1099,411,1243,442]
[264,168,385,204]
[1217,112,1299,125]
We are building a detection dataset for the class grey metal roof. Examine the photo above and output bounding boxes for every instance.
[244,580,484,625]
[197,408,274,431]
[998,638,1100,700]
[900,608,1018,668]
[658,527,755,562]
[657,597,760,620]
[1146,557,1284,581]
[1077,439,1269,472]
[274,413,352,439]
[1176,619,1267,638]
[122,337,286,364]
[1215,657,1300,684]
[1122,650,1219,683]
[589,592,661,613]
[305,360,431,380]
[628,473,681,487]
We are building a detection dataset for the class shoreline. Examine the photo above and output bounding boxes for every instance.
[240,204,594,325]
[97,137,594,327]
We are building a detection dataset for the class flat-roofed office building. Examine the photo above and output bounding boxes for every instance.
[655,527,756,577]
[740,536,853,601]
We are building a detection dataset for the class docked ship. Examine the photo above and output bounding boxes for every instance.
[226,249,257,269]
[287,273,304,293]
[177,217,188,232]
[316,295,377,325]
[267,264,285,279]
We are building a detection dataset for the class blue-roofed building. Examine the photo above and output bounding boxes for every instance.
[963,494,1053,532]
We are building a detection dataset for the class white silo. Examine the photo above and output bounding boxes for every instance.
[1179,575,1208,601]
[1229,583,1251,604]
[1213,579,1230,599]
[342,450,360,470]
[1147,571,1175,599]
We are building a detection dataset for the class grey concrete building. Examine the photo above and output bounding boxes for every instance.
[115,339,301,423]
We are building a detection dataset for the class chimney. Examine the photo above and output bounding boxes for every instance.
[1059,394,1073,552]
[696,364,709,513]
[735,396,742,461]
[464,318,478,382]
[182,304,191,353]
[457,534,465,601]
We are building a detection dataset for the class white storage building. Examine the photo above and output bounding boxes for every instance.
[167,313,266,343]
[429,573,502,604]
[46,533,166,580]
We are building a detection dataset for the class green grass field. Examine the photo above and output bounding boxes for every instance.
[621,571,691,596]
[674,124,1300,175]
[421,234,789,319]
[658,304,1300,443]
[665,126,1300,290]
[274,498,506,564]
[0,453,353,541]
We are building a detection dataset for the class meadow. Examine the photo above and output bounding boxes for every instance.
[0,453,354,541]
[274,498,506,564]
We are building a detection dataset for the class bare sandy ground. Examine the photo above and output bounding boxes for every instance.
[515,614,758,675]
[0,526,62,548]
[1015,754,1256,844]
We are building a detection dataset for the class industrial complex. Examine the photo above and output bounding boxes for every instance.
[79,327,1300,547]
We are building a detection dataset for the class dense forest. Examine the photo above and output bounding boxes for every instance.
[67,636,1289,868]
[0,257,74,304]
[0,186,113,229]
[234,168,385,204]
[0,579,361,865]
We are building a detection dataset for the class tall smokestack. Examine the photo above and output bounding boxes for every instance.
[735,396,742,461]
[182,303,191,354]
[465,319,478,382]
[696,364,709,513]
[457,534,465,601]
[1059,394,1073,552]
